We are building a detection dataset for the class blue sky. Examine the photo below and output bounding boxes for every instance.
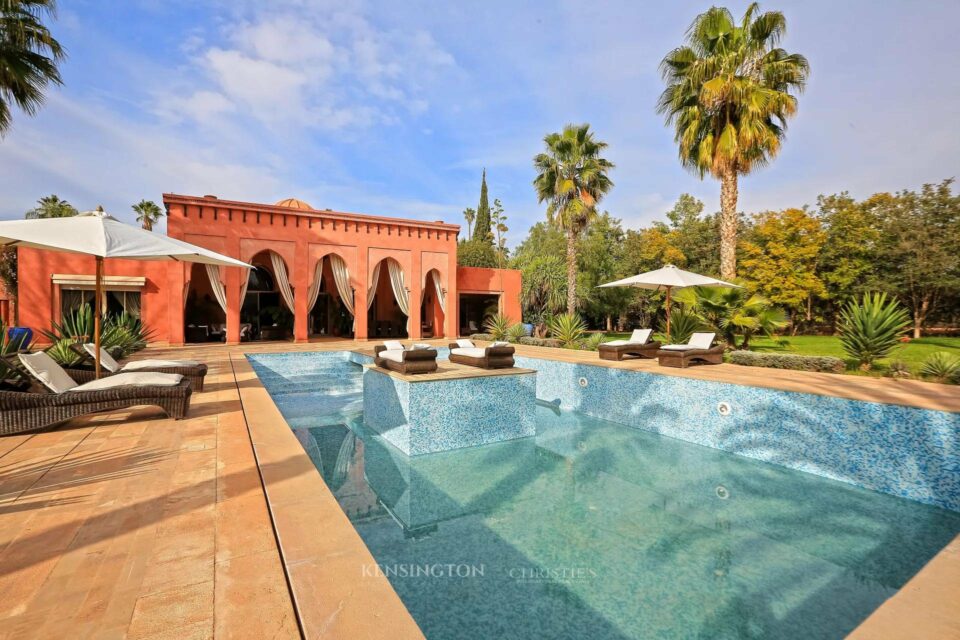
[1,0,958,247]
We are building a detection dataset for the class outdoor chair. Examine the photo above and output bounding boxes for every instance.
[656,332,724,368]
[447,339,515,369]
[598,329,660,361]
[0,352,192,435]
[68,343,208,391]
[374,341,439,375]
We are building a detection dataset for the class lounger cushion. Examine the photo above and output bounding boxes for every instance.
[689,332,716,349]
[456,339,474,348]
[660,344,700,351]
[379,349,405,363]
[491,341,511,347]
[82,344,122,372]
[19,352,78,393]
[629,329,652,344]
[384,340,405,351]
[411,343,434,350]
[70,372,184,392]
[451,347,486,358]
[602,340,630,346]
[121,359,202,371]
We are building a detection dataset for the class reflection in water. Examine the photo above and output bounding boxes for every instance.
[263,356,960,640]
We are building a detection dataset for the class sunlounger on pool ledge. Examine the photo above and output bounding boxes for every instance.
[68,343,209,391]
[447,339,515,369]
[374,341,438,375]
[656,332,724,368]
[0,351,193,435]
[598,329,660,361]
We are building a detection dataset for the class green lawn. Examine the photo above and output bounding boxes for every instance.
[604,332,960,379]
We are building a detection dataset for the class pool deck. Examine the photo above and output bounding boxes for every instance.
[0,338,957,639]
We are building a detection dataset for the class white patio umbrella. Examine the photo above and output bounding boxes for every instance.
[599,264,739,339]
[0,210,251,377]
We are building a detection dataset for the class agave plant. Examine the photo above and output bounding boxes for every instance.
[581,332,607,351]
[656,307,704,344]
[483,313,513,342]
[886,359,912,379]
[919,352,960,384]
[41,304,155,365]
[506,322,527,343]
[675,286,787,349]
[0,319,32,386]
[548,313,586,349]
[838,293,910,370]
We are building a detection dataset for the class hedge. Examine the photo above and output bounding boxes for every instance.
[518,336,562,348]
[468,333,495,342]
[728,350,845,373]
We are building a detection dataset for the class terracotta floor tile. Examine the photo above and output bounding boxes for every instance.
[126,580,214,640]
[214,550,299,639]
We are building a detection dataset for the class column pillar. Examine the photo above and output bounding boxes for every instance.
[408,252,422,340]
[225,235,242,344]
[354,248,369,340]
[446,246,459,338]
[293,241,310,342]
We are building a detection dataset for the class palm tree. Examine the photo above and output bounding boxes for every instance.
[676,285,787,349]
[0,0,65,135]
[533,123,614,314]
[132,199,164,231]
[462,207,475,241]
[657,3,809,280]
[24,193,76,218]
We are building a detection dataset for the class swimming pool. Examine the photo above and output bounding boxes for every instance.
[248,351,960,639]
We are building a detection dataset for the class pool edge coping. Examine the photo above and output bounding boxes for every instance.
[230,352,426,640]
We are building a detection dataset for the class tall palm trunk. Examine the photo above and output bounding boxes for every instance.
[719,170,739,280]
[566,228,577,314]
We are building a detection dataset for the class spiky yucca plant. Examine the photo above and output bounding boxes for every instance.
[838,293,910,370]
[483,313,513,342]
[581,332,607,351]
[506,322,527,343]
[548,312,586,349]
[657,307,704,344]
[920,352,960,384]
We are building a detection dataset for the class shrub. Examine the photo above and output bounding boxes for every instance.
[483,314,512,341]
[468,333,494,342]
[506,323,527,343]
[41,303,154,365]
[548,313,586,349]
[728,350,845,373]
[838,292,910,370]
[656,307,704,344]
[886,359,912,379]
[518,336,562,348]
[581,332,607,351]
[0,318,31,387]
[919,352,960,383]
[457,239,498,268]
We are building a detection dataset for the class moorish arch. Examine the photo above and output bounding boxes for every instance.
[367,257,410,338]
[306,250,357,338]
[420,268,446,338]
[240,249,295,340]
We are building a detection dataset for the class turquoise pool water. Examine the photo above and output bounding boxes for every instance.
[249,353,960,640]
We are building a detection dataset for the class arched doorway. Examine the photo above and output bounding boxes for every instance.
[366,258,409,339]
[420,269,445,338]
[308,254,355,338]
[183,263,227,342]
[241,251,294,341]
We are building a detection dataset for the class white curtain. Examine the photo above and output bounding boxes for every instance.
[430,270,445,312]
[239,268,250,306]
[306,260,324,313]
[270,252,296,311]
[206,264,228,313]
[329,254,355,317]
[183,280,190,307]
[367,261,381,310]
[387,260,410,330]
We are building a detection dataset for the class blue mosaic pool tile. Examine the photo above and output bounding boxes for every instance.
[362,368,537,455]
[515,355,960,512]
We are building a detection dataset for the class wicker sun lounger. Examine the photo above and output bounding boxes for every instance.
[1,362,192,436]
[447,341,515,369]
[68,343,209,391]
[374,343,438,375]
[598,329,660,361]
[656,332,724,368]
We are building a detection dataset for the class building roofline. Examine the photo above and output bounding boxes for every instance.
[162,193,461,233]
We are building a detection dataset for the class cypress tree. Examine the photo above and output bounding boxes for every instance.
[473,169,492,244]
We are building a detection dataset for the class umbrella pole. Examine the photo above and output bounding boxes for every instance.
[94,256,103,379]
[665,286,672,341]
